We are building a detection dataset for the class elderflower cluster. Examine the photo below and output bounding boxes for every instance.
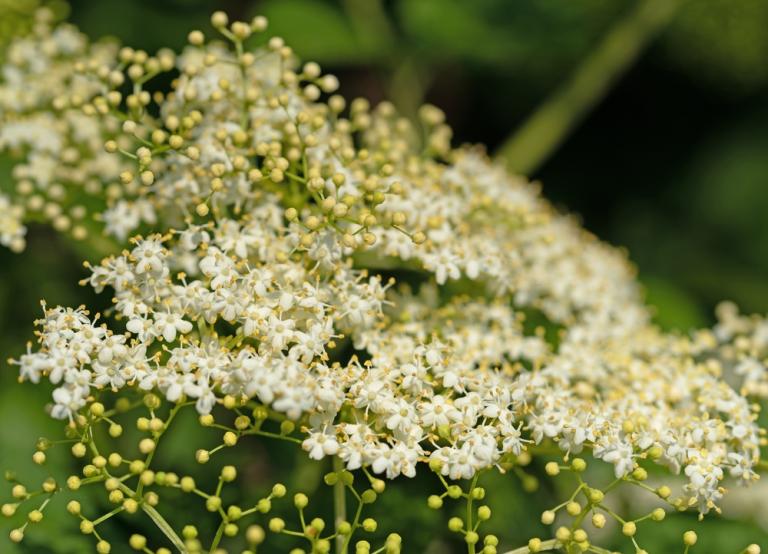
[0,8,133,243]
[3,8,768,554]
[712,301,768,398]
[0,193,25,251]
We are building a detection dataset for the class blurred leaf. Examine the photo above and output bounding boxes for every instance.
[0,387,94,553]
[664,0,768,93]
[687,116,768,251]
[397,0,515,64]
[256,0,386,64]
[396,0,628,71]
[641,275,707,330]
[69,0,205,52]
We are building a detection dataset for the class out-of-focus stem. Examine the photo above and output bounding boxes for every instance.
[502,538,559,554]
[495,0,684,176]
[388,57,429,121]
[341,0,394,50]
[142,503,186,553]
[333,455,347,554]
[341,0,430,119]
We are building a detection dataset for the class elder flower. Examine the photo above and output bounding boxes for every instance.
[2,9,768,554]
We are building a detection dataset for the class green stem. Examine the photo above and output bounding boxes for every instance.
[501,538,559,554]
[466,474,478,554]
[209,519,226,553]
[340,0,428,118]
[333,456,347,554]
[142,503,187,553]
[341,0,395,53]
[92,506,125,526]
[495,0,684,175]
[388,58,429,121]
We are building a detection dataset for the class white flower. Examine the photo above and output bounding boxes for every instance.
[302,430,340,460]
[153,312,193,342]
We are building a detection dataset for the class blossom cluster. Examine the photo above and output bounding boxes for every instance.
[0,192,25,251]
[0,8,138,247]
[16,217,763,516]
[2,7,768,554]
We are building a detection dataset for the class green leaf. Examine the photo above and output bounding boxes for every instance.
[397,0,514,64]
[664,0,768,92]
[256,0,385,64]
[641,275,707,330]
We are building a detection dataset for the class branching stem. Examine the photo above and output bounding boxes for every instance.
[333,455,347,554]
[495,0,684,175]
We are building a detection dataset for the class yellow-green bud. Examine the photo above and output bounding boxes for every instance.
[269,518,285,533]
[294,493,309,509]
[206,496,222,512]
[447,517,463,532]
[272,483,286,497]
[221,466,237,482]
[571,458,587,472]
[477,505,491,521]
[246,525,265,544]
[362,518,377,532]
[427,495,443,509]
[129,534,146,549]
[566,501,582,516]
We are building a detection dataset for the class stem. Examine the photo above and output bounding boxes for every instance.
[341,0,429,118]
[388,58,429,121]
[495,0,684,175]
[333,456,347,554]
[209,519,226,553]
[341,0,395,54]
[142,503,187,553]
[502,538,560,554]
[341,498,365,552]
[466,474,478,554]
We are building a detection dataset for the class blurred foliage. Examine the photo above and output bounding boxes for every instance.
[665,0,768,94]
[0,0,69,58]
[3,0,768,552]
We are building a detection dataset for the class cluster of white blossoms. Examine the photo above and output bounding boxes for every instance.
[4,9,768,552]
[713,301,768,398]
[16,212,763,516]
[0,9,132,243]
[0,192,25,251]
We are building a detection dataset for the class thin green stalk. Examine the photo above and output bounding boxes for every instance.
[209,519,226,553]
[141,503,187,553]
[333,456,347,554]
[388,58,429,122]
[466,474,478,554]
[502,538,559,554]
[341,0,429,119]
[341,0,395,53]
[495,0,684,175]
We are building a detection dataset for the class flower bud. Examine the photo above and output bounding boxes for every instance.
[427,495,443,509]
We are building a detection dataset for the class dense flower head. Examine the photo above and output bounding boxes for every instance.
[2,8,768,554]
[0,192,25,251]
